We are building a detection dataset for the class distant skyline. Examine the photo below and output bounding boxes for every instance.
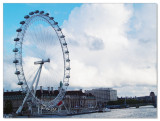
[3,3,157,97]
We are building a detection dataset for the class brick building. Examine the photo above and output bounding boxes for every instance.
[3,88,96,114]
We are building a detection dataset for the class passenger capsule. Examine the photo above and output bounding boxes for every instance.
[24,15,29,19]
[66,59,70,62]
[14,38,19,41]
[57,28,61,31]
[60,35,65,38]
[66,67,71,70]
[66,75,70,78]
[20,21,25,25]
[16,28,22,32]
[15,71,20,75]
[54,22,58,25]
[34,10,39,13]
[13,59,19,63]
[45,13,49,16]
[65,50,69,54]
[13,48,18,52]
[63,42,67,46]
[50,17,54,20]
[40,11,44,14]
[18,81,23,85]
[29,12,34,15]
[65,83,69,86]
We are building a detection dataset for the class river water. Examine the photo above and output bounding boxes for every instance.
[45,106,157,118]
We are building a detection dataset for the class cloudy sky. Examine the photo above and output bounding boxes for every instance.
[3,3,157,97]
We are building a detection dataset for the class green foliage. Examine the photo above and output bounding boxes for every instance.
[4,100,13,114]
[107,98,144,105]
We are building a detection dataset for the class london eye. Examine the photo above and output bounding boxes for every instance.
[13,10,70,114]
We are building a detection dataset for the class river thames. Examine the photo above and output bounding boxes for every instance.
[44,106,157,118]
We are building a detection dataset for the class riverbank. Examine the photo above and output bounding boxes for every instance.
[4,105,156,118]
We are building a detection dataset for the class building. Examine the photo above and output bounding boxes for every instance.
[63,90,96,113]
[3,91,26,113]
[85,88,117,106]
[3,88,96,115]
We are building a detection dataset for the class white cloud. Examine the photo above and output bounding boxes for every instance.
[3,4,157,96]
[62,4,157,96]
[3,55,20,91]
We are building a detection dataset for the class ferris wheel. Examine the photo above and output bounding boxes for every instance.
[13,10,70,114]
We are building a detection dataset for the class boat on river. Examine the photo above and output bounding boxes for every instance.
[98,108,111,112]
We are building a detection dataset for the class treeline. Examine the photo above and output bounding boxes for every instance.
[107,98,150,105]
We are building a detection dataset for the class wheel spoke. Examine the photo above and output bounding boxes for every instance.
[13,10,70,114]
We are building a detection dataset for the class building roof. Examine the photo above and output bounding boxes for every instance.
[4,90,95,99]
[4,91,25,96]
[35,90,59,97]
[66,90,85,96]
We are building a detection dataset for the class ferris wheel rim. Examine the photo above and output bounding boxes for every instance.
[13,10,70,109]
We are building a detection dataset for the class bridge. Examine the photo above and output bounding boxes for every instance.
[129,103,157,108]
[106,102,157,109]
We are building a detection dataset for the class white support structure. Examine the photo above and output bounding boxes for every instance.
[34,64,42,95]
[16,59,49,115]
